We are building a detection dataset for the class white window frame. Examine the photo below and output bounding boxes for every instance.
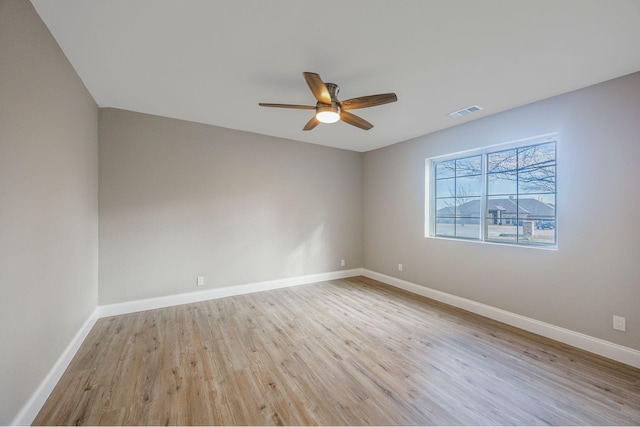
[425,133,558,249]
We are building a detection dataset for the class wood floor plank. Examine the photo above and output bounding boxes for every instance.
[33,276,640,425]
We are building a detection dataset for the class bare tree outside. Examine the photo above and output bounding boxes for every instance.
[487,142,556,194]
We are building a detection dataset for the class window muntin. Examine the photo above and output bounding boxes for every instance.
[430,136,557,247]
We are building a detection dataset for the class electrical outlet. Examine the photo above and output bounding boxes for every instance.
[341,259,345,267]
[398,264,403,272]
[197,276,204,287]
[613,315,626,332]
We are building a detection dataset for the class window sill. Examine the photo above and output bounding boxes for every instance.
[425,234,558,251]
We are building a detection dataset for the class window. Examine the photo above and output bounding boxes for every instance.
[429,134,557,247]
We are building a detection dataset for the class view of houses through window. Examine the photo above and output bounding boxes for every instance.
[430,135,557,247]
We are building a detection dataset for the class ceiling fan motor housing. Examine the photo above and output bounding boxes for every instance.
[324,83,340,103]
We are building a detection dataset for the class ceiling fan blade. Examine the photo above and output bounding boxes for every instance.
[340,111,373,130]
[339,93,398,111]
[303,72,332,105]
[303,116,320,131]
[258,103,316,110]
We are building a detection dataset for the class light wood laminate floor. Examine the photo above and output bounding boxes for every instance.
[34,276,640,425]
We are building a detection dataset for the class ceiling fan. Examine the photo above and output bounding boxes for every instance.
[259,72,397,131]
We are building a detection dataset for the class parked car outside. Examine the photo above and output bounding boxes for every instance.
[536,219,555,229]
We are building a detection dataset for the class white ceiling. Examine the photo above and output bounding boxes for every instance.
[31,0,640,152]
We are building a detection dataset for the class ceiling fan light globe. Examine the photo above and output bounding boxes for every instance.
[316,105,341,123]
[316,110,340,123]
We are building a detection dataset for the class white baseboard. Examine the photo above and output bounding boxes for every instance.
[13,267,638,426]
[11,269,363,425]
[98,268,364,318]
[362,269,640,369]
[11,308,99,426]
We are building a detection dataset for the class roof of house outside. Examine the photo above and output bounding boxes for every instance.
[437,197,555,218]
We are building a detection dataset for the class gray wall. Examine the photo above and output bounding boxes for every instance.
[0,1,99,423]
[363,72,640,351]
[98,108,363,304]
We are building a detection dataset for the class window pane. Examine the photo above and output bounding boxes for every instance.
[454,220,480,239]
[517,195,555,220]
[456,156,481,177]
[435,198,456,217]
[435,160,455,179]
[456,175,482,197]
[435,221,455,237]
[486,195,518,223]
[519,219,555,245]
[435,177,455,198]
[488,148,517,173]
[456,196,481,218]
[522,193,556,245]
[518,165,555,194]
[487,171,517,195]
[486,219,517,242]
[518,142,555,168]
